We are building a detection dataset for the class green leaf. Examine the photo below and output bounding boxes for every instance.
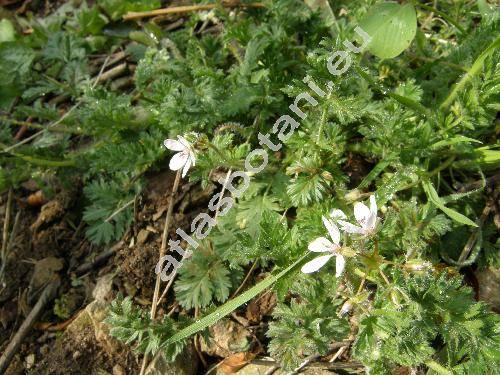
[164,253,307,346]
[477,0,496,18]
[357,157,393,189]
[359,2,417,59]
[422,180,477,227]
[430,135,482,150]
[0,19,16,43]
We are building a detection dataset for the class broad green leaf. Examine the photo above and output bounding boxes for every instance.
[359,2,417,59]
[422,180,477,227]
[0,19,15,43]
[477,0,496,18]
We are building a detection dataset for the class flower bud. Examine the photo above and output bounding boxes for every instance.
[344,189,362,202]
[405,261,432,272]
[338,300,353,317]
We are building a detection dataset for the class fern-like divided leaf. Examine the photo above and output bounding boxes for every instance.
[267,273,350,370]
[105,294,187,361]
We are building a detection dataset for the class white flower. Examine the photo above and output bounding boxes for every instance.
[301,216,346,277]
[337,195,378,236]
[329,208,347,221]
[163,135,196,178]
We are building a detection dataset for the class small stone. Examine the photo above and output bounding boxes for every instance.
[137,229,150,244]
[200,319,252,357]
[92,273,115,302]
[25,354,35,369]
[73,351,81,360]
[476,267,500,311]
[145,344,198,375]
[113,364,126,375]
[40,344,50,356]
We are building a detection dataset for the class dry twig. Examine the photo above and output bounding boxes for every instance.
[123,2,265,20]
[0,279,60,373]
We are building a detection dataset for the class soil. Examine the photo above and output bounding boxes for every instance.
[0,168,213,374]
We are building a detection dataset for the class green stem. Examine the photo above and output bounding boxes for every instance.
[400,155,456,191]
[10,152,76,167]
[440,36,500,110]
[0,116,80,134]
[354,66,431,118]
[425,360,452,375]
[413,2,466,35]
[317,92,331,142]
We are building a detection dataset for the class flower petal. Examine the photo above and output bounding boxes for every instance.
[164,139,185,151]
[338,220,365,234]
[301,254,333,274]
[366,195,378,230]
[177,135,191,149]
[335,254,346,278]
[322,216,340,245]
[369,195,377,216]
[308,237,333,252]
[181,156,192,177]
[169,152,188,171]
[354,202,371,226]
[189,151,196,166]
[330,209,347,220]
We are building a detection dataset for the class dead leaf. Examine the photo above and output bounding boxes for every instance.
[200,319,252,357]
[218,352,255,374]
[245,291,276,324]
[137,229,150,244]
[27,190,46,207]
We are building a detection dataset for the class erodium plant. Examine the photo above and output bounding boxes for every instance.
[1,0,499,373]
[154,22,371,283]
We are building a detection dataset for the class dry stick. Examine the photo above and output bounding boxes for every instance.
[150,170,182,320]
[3,55,112,154]
[123,2,265,20]
[147,169,235,371]
[155,168,233,309]
[230,260,257,299]
[74,241,124,276]
[95,62,127,84]
[0,279,60,373]
[458,194,496,263]
[140,170,182,375]
[0,211,20,286]
[268,340,353,375]
[0,189,13,284]
[105,197,136,223]
[1,189,12,259]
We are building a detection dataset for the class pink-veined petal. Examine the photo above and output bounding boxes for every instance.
[330,209,347,220]
[335,254,346,278]
[189,151,196,166]
[369,195,377,216]
[177,135,191,149]
[322,216,340,245]
[354,202,370,226]
[366,195,378,230]
[169,152,189,171]
[181,156,192,177]
[338,220,365,234]
[308,237,333,252]
[301,254,333,274]
[163,139,185,151]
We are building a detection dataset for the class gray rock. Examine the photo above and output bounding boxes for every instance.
[476,267,500,311]
[145,345,198,375]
